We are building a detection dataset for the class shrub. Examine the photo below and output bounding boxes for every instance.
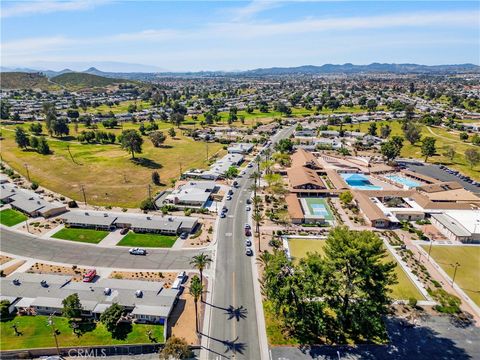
[30,182,39,190]
[408,297,418,308]
[67,200,78,208]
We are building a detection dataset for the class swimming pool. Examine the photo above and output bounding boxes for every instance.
[340,173,383,190]
[385,175,420,188]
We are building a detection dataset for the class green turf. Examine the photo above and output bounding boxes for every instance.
[117,232,177,248]
[52,227,109,244]
[0,208,28,226]
[0,315,163,350]
[303,198,334,220]
[288,239,424,300]
[421,245,480,306]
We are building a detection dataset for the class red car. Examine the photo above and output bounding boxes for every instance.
[83,269,96,282]
[245,229,252,237]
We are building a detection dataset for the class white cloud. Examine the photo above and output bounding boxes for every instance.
[1,0,109,18]
[229,0,280,21]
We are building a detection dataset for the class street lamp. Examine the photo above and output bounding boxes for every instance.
[451,262,461,286]
[48,315,60,356]
[427,239,434,261]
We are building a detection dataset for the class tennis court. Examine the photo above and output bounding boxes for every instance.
[303,198,334,220]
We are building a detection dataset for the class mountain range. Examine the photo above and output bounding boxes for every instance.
[1,63,479,81]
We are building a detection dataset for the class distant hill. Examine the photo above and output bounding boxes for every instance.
[242,63,480,76]
[50,72,127,89]
[0,72,60,90]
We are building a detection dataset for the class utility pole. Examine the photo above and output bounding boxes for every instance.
[48,315,60,356]
[148,184,151,200]
[24,163,30,182]
[452,262,460,285]
[206,142,209,162]
[80,185,87,205]
[427,239,434,261]
[179,162,182,178]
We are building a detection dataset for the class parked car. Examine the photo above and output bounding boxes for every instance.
[222,206,228,213]
[246,198,252,204]
[177,271,187,283]
[220,212,226,218]
[180,232,188,240]
[129,248,147,255]
[245,239,252,246]
[228,189,234,195]
[120,228,129,235]
[83,269,96,282]
[245,247,253,256]
[247,163,253,168]
[245,224,251,230]
[245,206,251,211]
[245,229,252,236]
[226,195,232,201]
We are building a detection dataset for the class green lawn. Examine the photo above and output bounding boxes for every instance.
[0,208,28,226]
[264,300,299,346]
[52,227,109,244]
[421,245,480,306]
[117,232,177,248]
[0,315,163,350]
[331,120,479,180]
[0,121,224,208]
[288,239,424,300]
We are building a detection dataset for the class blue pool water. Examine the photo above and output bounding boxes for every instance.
[385,175,420,188]
[340,173,383,190]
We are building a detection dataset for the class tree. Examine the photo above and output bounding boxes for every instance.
[272,152,291,167]
[159,336,193,360]
[0,299,11,320]
[459,132,469,141]
[366,99,377,112]
[29,136,39,149]
[322,227,397,341]
[100,303,124,335]
[118,129,143,159]
[381,139,403,162]
[404,123,422,145]
[379,124,391,139]
[168,127,176,138]
[51,118,70,137]
[62,293,83,319]
[66,109,79,119]
[274,102,292,116]
[152,171,161,185]
[37,137,50,154]
[367,122,377,136]
[171,112,184,127]
[140,198,156,211]
[149,131,166,147]
[339,191,353,205]
[421,137,436,162]
[224,166,239,180]
[443,146,456,162]
[29,122,43,135]
[14,127,29,149]
[275,138,294,153]
[465,148,480,169]
[472,134,480,146]
[0,100,10,119]
[189,275,203,333]
[190,253,212,296]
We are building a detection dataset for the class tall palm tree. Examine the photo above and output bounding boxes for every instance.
[252,212,264,251]
[189,275,203,333]
[190,253,212,300]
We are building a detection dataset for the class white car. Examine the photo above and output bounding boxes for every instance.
[245,247,253,256]
[245,206,251,211]
[129,248,147,255]
[245,239,252,246]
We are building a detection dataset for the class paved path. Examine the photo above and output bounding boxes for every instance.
[0,227,206,270]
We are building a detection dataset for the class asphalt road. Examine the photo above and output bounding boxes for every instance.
[0,228,204,270]
[204,126,294,360]
[270,316,480,360]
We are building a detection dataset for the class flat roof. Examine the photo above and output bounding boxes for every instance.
[444,210,480,234]
[431,213,472,237]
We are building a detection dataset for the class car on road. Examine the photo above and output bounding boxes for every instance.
[228,189,234,195]
[246,198,252,204]
[83,269,96,282]
[245,229,252,236]
[245,206,251,211]
[245,239,252,246]
[226,195,232,201]
[247,163,253,168]
[245,247,253,256]
[220,212,226,218]
[120,228,129,235]
[245,224,251,230]
[129,248,147,255]
[222,206,228,213]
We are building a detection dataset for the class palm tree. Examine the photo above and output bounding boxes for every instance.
[190,253,212,299]
[189,275,203,333]
[252,212,264,251]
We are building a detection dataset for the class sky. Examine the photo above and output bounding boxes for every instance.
[1,1,479,72]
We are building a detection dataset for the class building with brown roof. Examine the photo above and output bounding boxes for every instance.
[290,148,322,170]
[287,166,325,191]
[286,194,304,224]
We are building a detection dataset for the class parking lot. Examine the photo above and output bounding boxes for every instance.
[400,160,480,193]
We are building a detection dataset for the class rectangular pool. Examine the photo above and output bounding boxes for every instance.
[385,175,420,188]
[340,173,382,190]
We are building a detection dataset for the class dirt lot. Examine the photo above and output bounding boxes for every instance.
[170,276,206,345]
[2,260,26,276]
[27,262,89,282]
[109,270,177,287]
[183,216,215,248]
